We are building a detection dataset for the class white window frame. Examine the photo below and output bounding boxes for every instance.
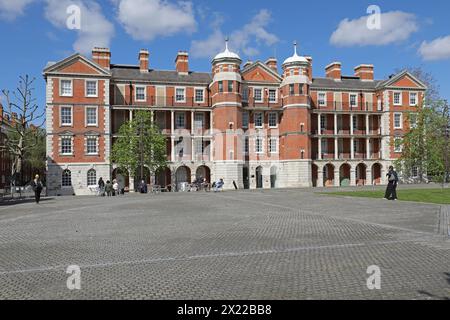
[242,112,249,129]
[393,91,402,106]
[87,169,97,187]
[394,137,403,153]
[268,112,278,128]
[86,137,98,155]
[269,137,278,153]
[394,113,403,129]
[195,140,204,154]
[85,80,98,97]
[320,114,327,130]
[194,112,204,130]
[194,88,205,103]
[85,106,98,127]
[62,169,72,187]
[255,137,264,154]
[409,92,418,106]
[60,105,73,126]
[409,113,418,129]
[135,85,146,102]
[411,166,418,178]
[175,112,186,129]
[254,88,263,102]
[175,87,186,103]
[254,112,263,129]
[268,89,277,103]
[60,79,73,97]
[242,87,249,101]
[60,136,73,155]
[318,92,327,107]
[349,93,358,108]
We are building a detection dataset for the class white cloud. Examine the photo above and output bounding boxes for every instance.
[419,35,450,61]
[330,11,418,47]
[191,9,279,59]
[0,0,34,21]
[44,0,114,55]
[117,0,196,41]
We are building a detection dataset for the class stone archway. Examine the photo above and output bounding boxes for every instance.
[372,163,382,185]
[196,165,211,183]
[340,163,351,186]
[323,163,335,187]
[256,166,263,189]
[175,166,191,191]
[356,163,367,186]
[270,166,277,188]
[112,168,129,189]
[156,167,171,189]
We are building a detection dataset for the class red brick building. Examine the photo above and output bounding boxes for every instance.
[43,42,426,195]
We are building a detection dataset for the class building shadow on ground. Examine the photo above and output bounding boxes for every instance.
[0,197,54,206]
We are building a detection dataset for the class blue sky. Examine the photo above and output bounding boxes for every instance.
[0,0,449,119]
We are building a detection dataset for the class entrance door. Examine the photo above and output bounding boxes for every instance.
[256,167,263,189]
[243,167,249,189]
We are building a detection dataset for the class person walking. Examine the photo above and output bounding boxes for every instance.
[105,180,113,197]
[384,166,399,200]
[30,174,43,204]
[98,177,105,196]
[112,179,119,196]
[214,178,224,192]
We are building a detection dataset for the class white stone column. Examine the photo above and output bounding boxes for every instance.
[191,110,194,135]
[334,113,338,135]
[350,114,354,135]
[334,168,340,187]
[318,113,321,135]
[210,111,214,161]
[317,170,324,187]
[366,114,370,135]
[191,138,195,161]
[171,137,175,162]
[350,168,356,186]
[350,137,355,159]
[129,109,133,122]
[318,137,322,160]
[334,138,338,160]
[366,138,370,160]
[171,110,174,134]
[366,165,373,186]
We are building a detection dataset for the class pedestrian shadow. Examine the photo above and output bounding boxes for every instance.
[417,272,450,300]
[0,197,54,206]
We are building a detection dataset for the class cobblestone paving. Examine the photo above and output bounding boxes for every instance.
[0,188,448,299]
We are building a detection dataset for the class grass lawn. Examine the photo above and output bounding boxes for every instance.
[322,188,450,205]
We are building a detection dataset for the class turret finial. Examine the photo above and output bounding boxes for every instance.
[293,40,298,56]
[225,37,229,51]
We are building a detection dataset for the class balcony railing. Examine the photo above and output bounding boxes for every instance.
[114,95,213,107]
[312,101,384,111]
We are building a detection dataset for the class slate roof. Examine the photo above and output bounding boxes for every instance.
[110,64,212,84]
[310,77,384,90]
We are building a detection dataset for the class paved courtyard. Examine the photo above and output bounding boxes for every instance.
[0,187,449,300]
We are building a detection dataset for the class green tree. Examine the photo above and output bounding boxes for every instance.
[1,75,45,185]
[111,110,167,184]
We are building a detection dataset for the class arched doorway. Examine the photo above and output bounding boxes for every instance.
[155,167,171,189]
[134,166,151,190]
[270,166,277,188]
[256,166,263,189]
[323,164,335,187]
[312,164,318,187]
[356,163,367,186]
[175,166,191,191]
[340,163,351,186]
[372,163,382,185]
[196,165,211,183]
[112,168,129,190]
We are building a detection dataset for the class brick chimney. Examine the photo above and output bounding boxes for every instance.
[354,64,374,81]
[139,49,149,73]
[305,56,313,81]
[265,57,278,73]
[175,51,189,75]
[325,62,341,80]
[92,47,111,70]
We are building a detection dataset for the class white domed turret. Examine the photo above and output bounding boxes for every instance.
[282,41,308,66]
[212,38,241,63]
